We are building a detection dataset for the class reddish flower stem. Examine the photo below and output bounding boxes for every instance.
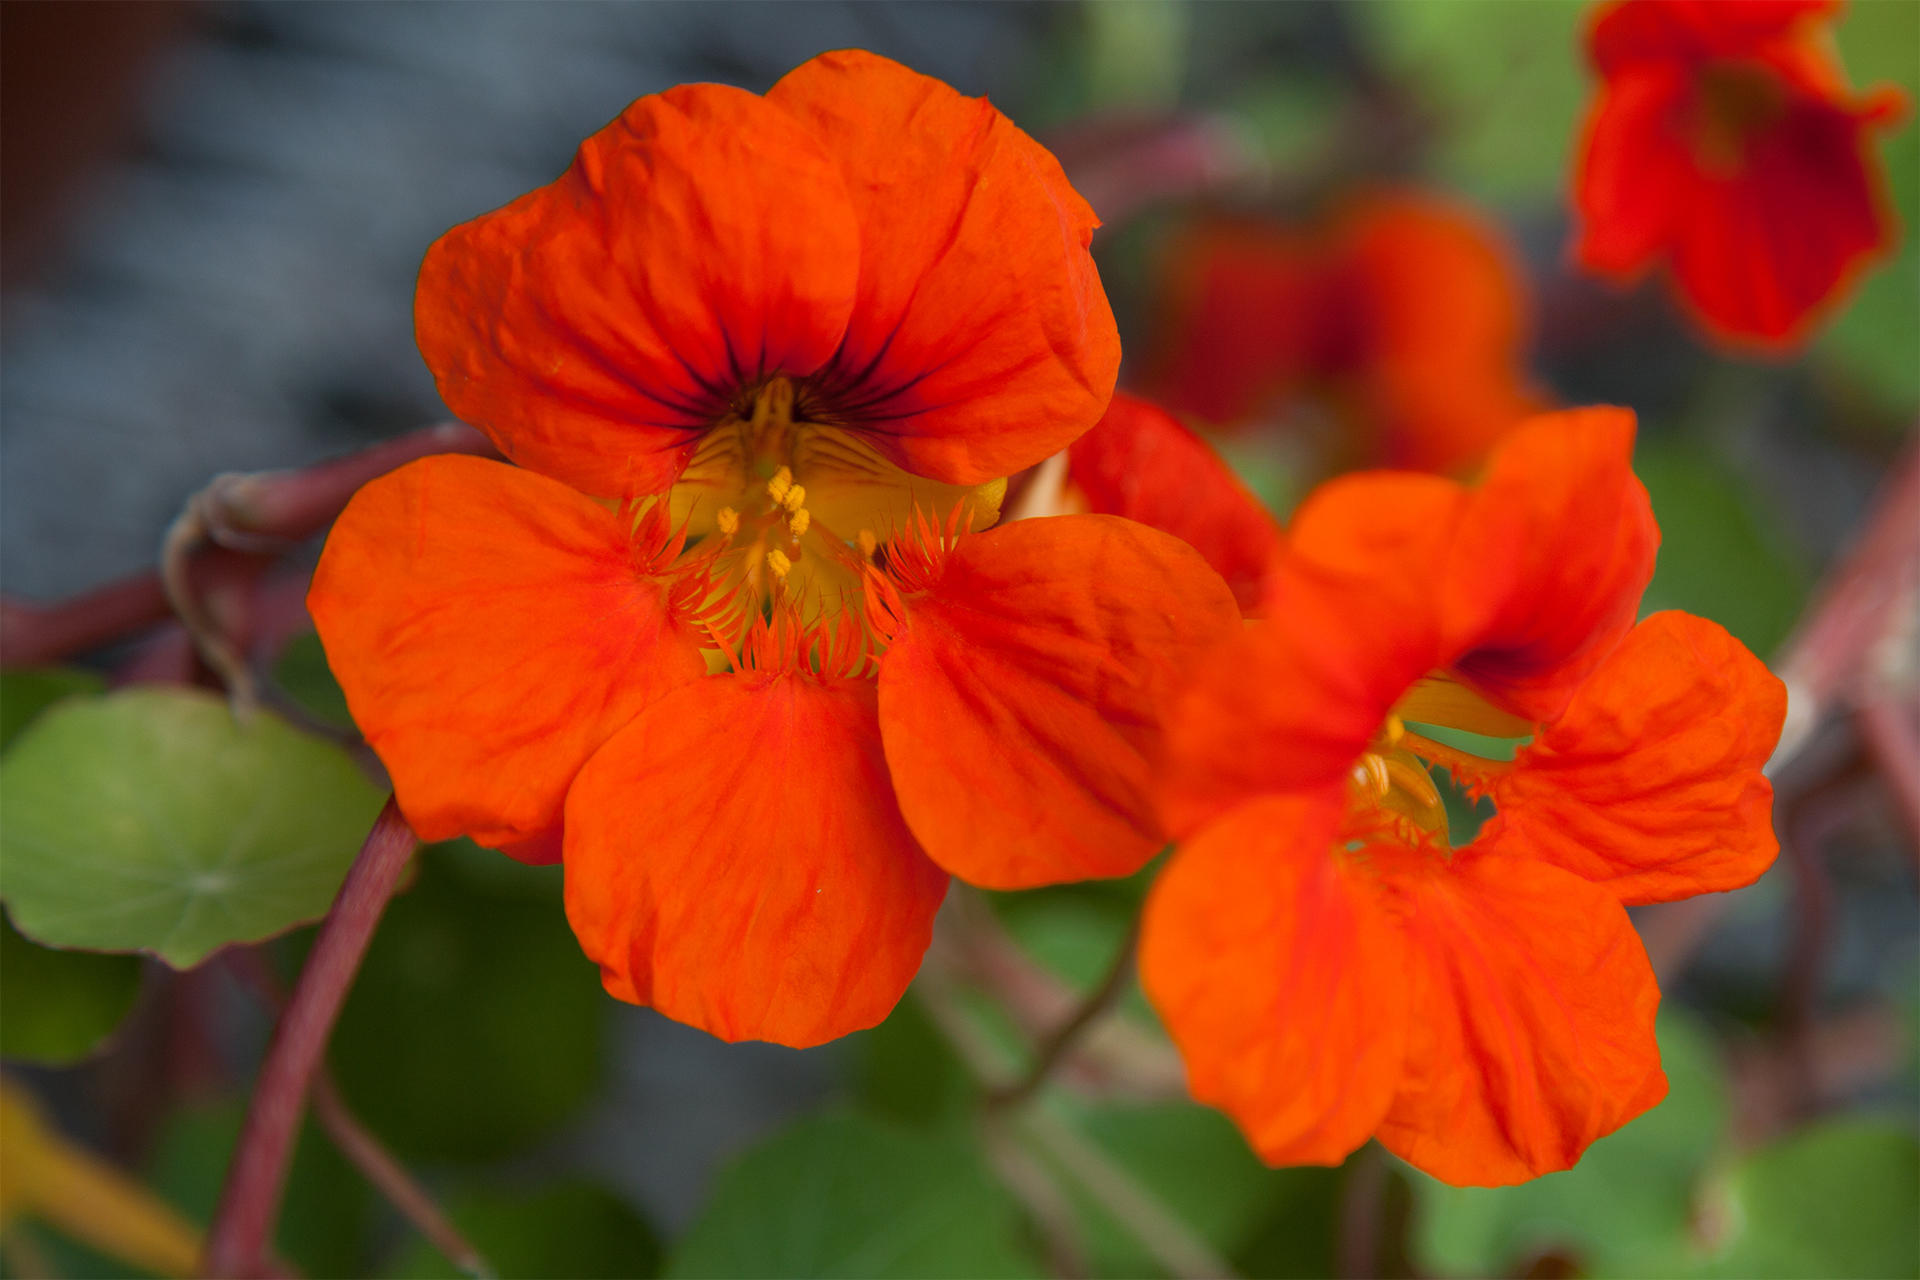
[223,950,492,1278]
[987,916,1141,1110]
[1857,696,1920,857]
[0,569,171,666]
[203,797,417,1279]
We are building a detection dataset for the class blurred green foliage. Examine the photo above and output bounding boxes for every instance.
[380,1181,662,1279]
[146,1101,371,1280]
[274,629,356,730]
[1677,1120,1920,1280]
[1634,441,1811,657]
[327,839,605,1163]
[1821,0,1920,417]
[0,667,105,751]
[666,1110,1043,1278]
[0,913,141,1065]
[0,687,383,968]
[1366,0,1588,201]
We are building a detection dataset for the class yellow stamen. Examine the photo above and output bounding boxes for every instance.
[788,508,811,538]
[715,506,740,537]
[767,466,793,506]
[857,529,878,561]
[766,548,793,580]
[782,484,807,514]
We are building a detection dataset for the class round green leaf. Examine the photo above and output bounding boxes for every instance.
[0,687,384,969]
[667,1110,1043,1279]
[0,910,142,1065]
[1689,1120,1920,1280]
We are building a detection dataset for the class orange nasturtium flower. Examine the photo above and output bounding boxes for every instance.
[1573,0,1906,349]
[1141,408,1787,1186]
[1145,189,1547,476]
[309,51,1241,1047]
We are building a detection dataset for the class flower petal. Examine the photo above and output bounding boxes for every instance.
[768,50,1120,485]
[563,671,947,1047]
[877,514,1239,888]
[1066,392,1282,612]
[1486,611,1785,904]
[416,83,861,497]
[1449,407,1658,722]
[309,455,706,853]
[1160,471,1471,836]
[1377,849,1667,1187]
[1666,80,1900,348]
[1140,790,1408,1168]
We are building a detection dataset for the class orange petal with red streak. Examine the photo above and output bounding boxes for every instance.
[563,670,946,1048]
[416,82,860,497]
[1486,611,1785,904]
[768,50,1120,486]
[1449,407,1658,722]
[877,514,1239,888]
[1377,848,1667,1187]
[308,455,705,854]
[1140,790,1408,1168]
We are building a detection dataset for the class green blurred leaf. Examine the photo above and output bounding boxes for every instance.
[146,1100,371,1279]
[0,687,385,968]
[1055,1101,1300,1278]
[1411,1012,1727,1278]
[1819,0,1920,417]
[851,991,975,1127]
[273,630,355,730]
[1364,0,1589,201]
[666,1110,1043,1279]
[0,667,105,753]
[381,1181,661,1280]
[1084,0,1188,111]
[1635,442,1810,657]
[327,842,603,1162]
[0,911,141,1064]
[1681,1120,1920,1280]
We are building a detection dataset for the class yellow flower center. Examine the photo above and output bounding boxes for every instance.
[1347,671,1535,848]
[649,377,1005,668]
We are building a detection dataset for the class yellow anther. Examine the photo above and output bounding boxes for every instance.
[857,529,878,560]
[766,548,794,580]
[781,484,807,514]
[715,506,740,536]
[788,508,811,538]
[767,466,793,505]
[1382,715,1406,749]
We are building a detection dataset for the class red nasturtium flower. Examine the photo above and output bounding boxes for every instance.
[1573,0,1905,349]
[309,51,1240,1047]
[1146,190,1547,475]
[1141,407,1787,1185]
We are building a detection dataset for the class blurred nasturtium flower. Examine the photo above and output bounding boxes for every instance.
[1142,408,1787,1186]
[1145,189,1547,476]
[310,51,1241,1047]
[1573,0,1906,349]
